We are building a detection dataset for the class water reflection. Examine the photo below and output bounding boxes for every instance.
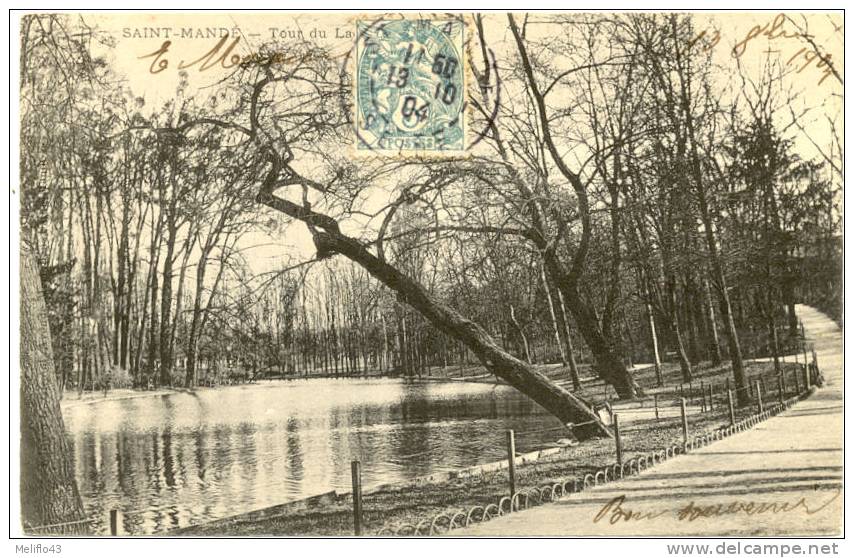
[63,378,562,534]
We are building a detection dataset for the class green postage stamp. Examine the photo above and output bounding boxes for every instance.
[355,18,466,156]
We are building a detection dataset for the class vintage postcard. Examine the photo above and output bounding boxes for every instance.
[12,8,843,542]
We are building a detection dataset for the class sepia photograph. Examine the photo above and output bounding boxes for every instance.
[10,5,844,544]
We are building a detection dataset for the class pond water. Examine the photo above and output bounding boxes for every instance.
[62,378,564,534]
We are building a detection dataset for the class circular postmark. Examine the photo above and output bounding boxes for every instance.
[354,19,466,154]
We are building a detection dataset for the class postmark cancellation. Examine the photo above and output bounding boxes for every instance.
[354,18,466,156]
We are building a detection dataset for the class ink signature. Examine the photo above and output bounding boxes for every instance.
[593,489,841,525]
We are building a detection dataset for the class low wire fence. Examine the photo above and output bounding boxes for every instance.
[369,350,823,536]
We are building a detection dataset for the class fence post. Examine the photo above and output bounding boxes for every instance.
[653,394,659,421]
[614,414,623,467]
[351,460,363,536]
[507,429,517,510]
[680,398,689,450]
[755,380,764,413]
[109,509,118,536]
[803,362,811,390]
[793,365,800,393]
[708,384,714,411]
[778,375,785,406]
[727,389,735,426]
[700,382,706,412]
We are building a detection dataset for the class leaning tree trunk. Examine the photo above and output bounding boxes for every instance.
[257,186,612,440]
[20,241,88,534]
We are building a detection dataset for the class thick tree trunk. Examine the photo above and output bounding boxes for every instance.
[684,281,703,365]
[20,242,88,534]
[552,271,641,399]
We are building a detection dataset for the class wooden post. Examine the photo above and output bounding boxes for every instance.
[708,384,714,411]
[653,394,659,421]
[803,362,811,389]
[507,430,517,510]
[680,398,689,449]
[614,414,623,466]
[109,509,118,536]
[778,375,785,406]
[351,460,363,536]
[699,382,706,412]
[727,389,735,426]
[755,380,764,413]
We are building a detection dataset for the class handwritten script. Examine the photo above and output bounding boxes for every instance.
[688,13,840,86]
[137,34,323,75]
[593,490,841,525]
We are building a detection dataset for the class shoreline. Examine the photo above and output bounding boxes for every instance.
[59,373,497,409]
